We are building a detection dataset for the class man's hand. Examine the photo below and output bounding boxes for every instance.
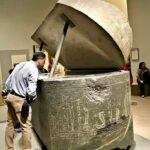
[140,80,144,84]
[21,102,30,119]
[26,93,36,104]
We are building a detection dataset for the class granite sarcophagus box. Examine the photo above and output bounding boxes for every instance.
[32,71,134,150]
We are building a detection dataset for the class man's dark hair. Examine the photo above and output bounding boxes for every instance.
[32,52,46,61]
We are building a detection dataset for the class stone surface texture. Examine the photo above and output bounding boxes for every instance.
[31,0,133,69]
[32,71,134,150]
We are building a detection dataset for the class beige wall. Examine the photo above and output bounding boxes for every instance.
[0,0,58,57]
[0,50,29,82]
[105,0,127,16]
[128,0,150,84]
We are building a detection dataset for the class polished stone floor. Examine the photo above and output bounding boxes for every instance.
[131,96,150,150]
[0,96,150,150]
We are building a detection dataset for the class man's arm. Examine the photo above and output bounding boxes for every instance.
[26,68,38,103]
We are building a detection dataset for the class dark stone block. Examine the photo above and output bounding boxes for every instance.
[32,71,134,150]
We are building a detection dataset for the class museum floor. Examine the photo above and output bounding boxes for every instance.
[0,96,150,150]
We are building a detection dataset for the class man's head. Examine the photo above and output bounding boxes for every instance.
[32,52,46,69]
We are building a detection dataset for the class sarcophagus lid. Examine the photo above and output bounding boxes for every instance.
[32,0,133,70]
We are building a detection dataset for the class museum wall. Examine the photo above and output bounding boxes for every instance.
[0,0,58,86]
[0,0,58,57]
[0,50,29,83]
[128,0,150,83]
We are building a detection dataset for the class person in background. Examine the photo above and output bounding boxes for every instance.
[137,62,150,98]
[2,52,45,150]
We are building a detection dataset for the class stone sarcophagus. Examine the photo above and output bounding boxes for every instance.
[32,71,134,150]
[31,0,134,149]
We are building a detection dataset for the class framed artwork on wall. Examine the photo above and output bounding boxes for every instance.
[131,48,139,61]
[11,55,27,68]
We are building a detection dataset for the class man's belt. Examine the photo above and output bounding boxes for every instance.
[10,90,25,99]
